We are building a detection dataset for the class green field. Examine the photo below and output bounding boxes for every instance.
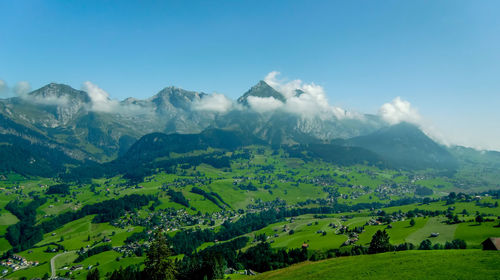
[0,146,499,279]
[242,212,500,252]
[254,250,500,280]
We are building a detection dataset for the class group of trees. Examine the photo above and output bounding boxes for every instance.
[238,242,308,272]
[414,185,433,196]
[166,189,190,208]
[109,231,308,280]
[237,182,258,191]
[418,239,466,250]
[107,231,176,280]
[46,184,70,195]
[368,230,467,254]
[190,187,230,209]
[176,237,249,280]
[5,197,47,251]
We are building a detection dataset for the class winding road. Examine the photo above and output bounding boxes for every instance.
[50,250,76,279]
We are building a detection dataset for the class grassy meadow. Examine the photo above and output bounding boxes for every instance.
[254,250,500,280]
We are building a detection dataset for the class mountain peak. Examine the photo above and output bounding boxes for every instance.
[149,86,204,112]
[153,86,202,99]
[27,83,91,104]
[237,80,286,106]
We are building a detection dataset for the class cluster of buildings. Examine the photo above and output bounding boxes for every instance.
[114,243,149,257]
[1,255,39,272]
[112,207,239,234]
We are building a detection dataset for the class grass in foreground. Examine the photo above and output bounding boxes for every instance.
[254,250,500,280]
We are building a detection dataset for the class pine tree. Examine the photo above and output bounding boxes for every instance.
[475,215,484,224]
[419,239,432,250]
[144,230,176,280]
[86,268,100,280]
[368,230,391,254]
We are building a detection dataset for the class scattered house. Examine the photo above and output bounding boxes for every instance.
[481,237,500,250]
[70,265,83,271]
[302,243,309,249]
[225,267,237,274]
[244,269,257,276]
[430,232,439,237]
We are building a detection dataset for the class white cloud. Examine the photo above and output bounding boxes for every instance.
[378,97,452,146]
[378,97,422,125]
[0,80,8,95]
[263,71,353,119]
[247,96,284,113]
[13,81,31,96]
[33,94,70,106]
[193,93,233,113]
[82,81,153,114]
[82,81,120,112]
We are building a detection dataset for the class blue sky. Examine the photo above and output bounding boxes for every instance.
[1,1,499,150]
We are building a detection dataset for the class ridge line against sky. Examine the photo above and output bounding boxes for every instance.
[1,0,499,150]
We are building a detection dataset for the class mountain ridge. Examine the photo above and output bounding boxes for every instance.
[0,80,480,179]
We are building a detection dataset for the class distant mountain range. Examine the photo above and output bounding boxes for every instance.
[0,80,493,178]
[0,81,384,161]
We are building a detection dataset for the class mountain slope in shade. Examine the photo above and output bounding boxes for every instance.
[122,128,264,163]
[0,134,79,177]
[343,122,458,170]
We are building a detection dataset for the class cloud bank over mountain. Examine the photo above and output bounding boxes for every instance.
[2,73,493,150]
[378,97,422,125]
[192,93,233,113]
[82,81,120,112]
[246,95,284,113]
[378,97,451,147]
[262,71,354,119]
